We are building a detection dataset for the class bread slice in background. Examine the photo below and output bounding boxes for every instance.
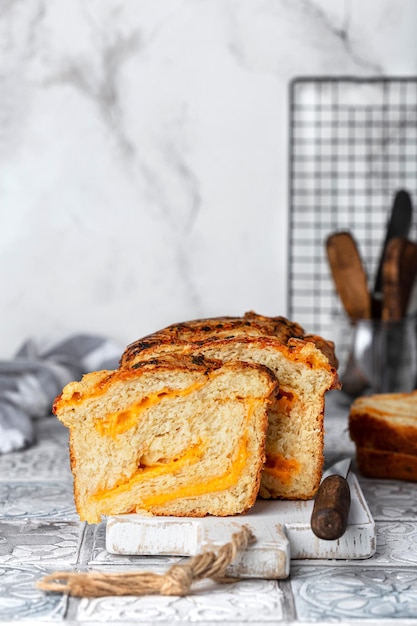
[354,448,417,482]
[349,390,417,455]
[121,312,340,500]
[53,354,277,524]
[349,390,417,481]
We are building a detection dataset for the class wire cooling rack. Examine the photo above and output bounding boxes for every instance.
[288,77,417,361]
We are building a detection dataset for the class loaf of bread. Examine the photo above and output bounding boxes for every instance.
[53,354,277,523]
[349,390,417,481]
[121,312,340,501]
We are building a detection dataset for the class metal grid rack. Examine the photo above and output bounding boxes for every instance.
[288,77,417,360]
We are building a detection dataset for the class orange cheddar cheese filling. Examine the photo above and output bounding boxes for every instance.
[140,434,249,508]
[92,441,205,503]
[263,454,300,484]
[94,381,205,437]
[91,398,263,513]
[275,388,296,413]
[92,432,249,512]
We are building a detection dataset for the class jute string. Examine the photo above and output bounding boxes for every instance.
[36,525,254,597]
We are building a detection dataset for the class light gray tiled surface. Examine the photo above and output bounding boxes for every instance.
[76,579,286,623]
[1,392,417,625]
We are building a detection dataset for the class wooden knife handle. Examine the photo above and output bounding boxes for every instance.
[382,237,417,321]
[326,232,371,321]
[311,475,351,540]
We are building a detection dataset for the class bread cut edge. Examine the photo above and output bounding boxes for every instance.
[53,356,278,523]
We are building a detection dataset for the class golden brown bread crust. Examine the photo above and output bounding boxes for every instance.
[121,311,339,371]
[355,447,417,482]
[349,390,417,456]
[303,334,339,370]
[349,390,417,481]
[350,413,417,456]
[53,354,227,413]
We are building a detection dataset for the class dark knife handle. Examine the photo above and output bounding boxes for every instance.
[311,474,351,540]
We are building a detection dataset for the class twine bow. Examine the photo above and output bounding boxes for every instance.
[37,525,254,597]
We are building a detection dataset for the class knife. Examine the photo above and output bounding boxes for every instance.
[310,458,351,541]
[382,237,417,321]
[372,190,413,316]
[326,232,371,321]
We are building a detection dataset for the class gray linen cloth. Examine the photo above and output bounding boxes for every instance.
[0,335,122,454]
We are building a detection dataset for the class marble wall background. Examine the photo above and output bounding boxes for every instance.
[1,0,416,357]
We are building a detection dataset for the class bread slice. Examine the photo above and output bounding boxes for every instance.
[349,390,417,455]
[355,447,417,481]
[121,312,340,500]
[349,390,417,481]
[53,354,277,523]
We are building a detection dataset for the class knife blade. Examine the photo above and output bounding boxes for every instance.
[310,458,351,541]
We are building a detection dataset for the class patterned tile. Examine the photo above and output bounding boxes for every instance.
[0,448,72,483]
[0,564,68,622]
[291,564,417,621]
[0,483,78,521]
[358,478,417,521]
[0,520,84,566]
[371,522,417,566]
[76,578,285,622]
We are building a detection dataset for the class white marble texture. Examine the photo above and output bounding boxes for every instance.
[0,0,416,357]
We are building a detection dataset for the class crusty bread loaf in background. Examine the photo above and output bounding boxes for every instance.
[121,311,340,501]
[354,448,417,482]
[349,390,417,481]
[53,355,277,524]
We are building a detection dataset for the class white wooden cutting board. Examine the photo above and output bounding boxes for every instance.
[106,472,375,579]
